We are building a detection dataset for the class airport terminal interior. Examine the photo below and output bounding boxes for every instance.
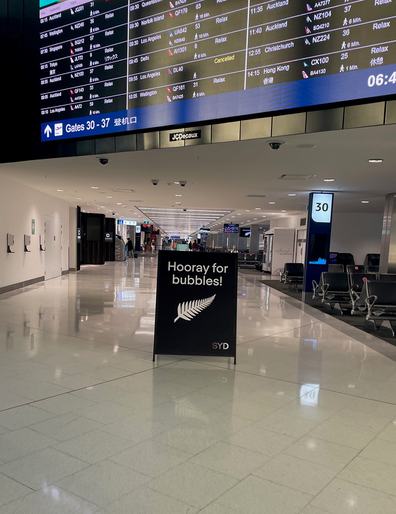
[3,0,396,512]
[1,121,396,514]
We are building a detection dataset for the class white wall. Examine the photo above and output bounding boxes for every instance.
[0,176,70,288]
[331,212,382,264]
[270,214,307,230]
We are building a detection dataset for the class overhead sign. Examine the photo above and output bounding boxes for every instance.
[170,130,202,142]
[311,193,333,224]
[154,252,238,363]
[118,220,137,226]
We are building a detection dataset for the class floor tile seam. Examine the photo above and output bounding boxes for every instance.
[0,447,93,488]
[143,481,199,511]
[294,443,396,514]
[331,474,396,500]
[0,470,36,495]
[248,469,317,502]
[236,321,322,346]
[315,415,392,435]
[51,458,155,505]
[0,358,192,414]
[145,461,240,510]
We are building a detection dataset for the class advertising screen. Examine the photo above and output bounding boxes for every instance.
[239,227,251,237]
[40,0,396,142]
[224,223,239,234]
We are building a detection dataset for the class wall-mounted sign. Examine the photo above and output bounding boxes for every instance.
[31,219,35,235]
[311,193,333,224]
[154,252,238,363]
[170,130,201,142]
[136,225,141,234]
[105,232,113,242]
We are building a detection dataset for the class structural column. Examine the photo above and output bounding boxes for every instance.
[380,193,396,273]
[249,225,260,254]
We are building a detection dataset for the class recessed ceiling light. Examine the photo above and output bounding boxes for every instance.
[76,197,82,200]
[91,186,99,189]
[361,200,370,204]
[100,206,105,208]
[57,189,64,192]
[106,196,112,199]
[255,207,260,210]
[368,159,383,163]
[245,210,250,212]
[254,218,258,220]
[232,216,235,218]
[269,201,276,205]
[116,202,122,205]
[288,193,296,196]
[175,202,181,205]
[237,213,241,216]
[175,194,182,197]
[324,178,335,182]
[262,215,266,217]
[247,220,251,222]
[281,210,287,213]
[174,181,180,185]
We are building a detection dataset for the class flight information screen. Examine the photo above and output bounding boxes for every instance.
[39,0,396,141]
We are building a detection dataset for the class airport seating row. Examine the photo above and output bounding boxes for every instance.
[312,271,396,336]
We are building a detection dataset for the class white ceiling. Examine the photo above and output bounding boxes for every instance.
[0,123,395,236]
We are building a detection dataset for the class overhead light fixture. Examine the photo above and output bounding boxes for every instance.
[368,159,383,163]
[281,210,287,213]
[288,193,296,196]
[175,194,182,197]
[91,186,99,189]
[361,200,370,204]
[269,201,275,205]
[116,202,122,205]
[324,178,335,182]
[57,189,64,192]
[76,197,82,200]
[106,196,112,199]
[237,213,241,216]
[247,220,251,222]
[262,215,266,218]
[175,202,181,205]
[255,207,260,210]
[254,218,258,220]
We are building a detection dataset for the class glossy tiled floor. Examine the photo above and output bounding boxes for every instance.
[1,258,396,513]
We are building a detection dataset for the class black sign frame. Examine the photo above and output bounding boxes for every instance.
[153,252,238,364]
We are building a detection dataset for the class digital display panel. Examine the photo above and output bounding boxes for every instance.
[40,0,396,142]
[224,223,239,233]
[239,227,251,237]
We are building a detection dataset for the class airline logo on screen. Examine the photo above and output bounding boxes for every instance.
[312,193,333,224]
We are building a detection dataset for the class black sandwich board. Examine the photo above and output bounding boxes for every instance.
[153,252,238,364]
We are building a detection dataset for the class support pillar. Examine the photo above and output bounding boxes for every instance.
[380,193,396,273]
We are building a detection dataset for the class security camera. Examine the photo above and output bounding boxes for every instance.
[183,209,187,212]
[112,212,116,216]
[180,181,187,187]
[151,179,159,186]
[268,141,283,151]
[99,158,109,165]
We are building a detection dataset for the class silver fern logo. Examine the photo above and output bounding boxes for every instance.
[174,295,216,323]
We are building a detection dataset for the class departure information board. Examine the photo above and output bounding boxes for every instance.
[39,0,396,141]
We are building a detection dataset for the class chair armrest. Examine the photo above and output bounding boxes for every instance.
[365,294,378,315]
[321,283,329,295]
